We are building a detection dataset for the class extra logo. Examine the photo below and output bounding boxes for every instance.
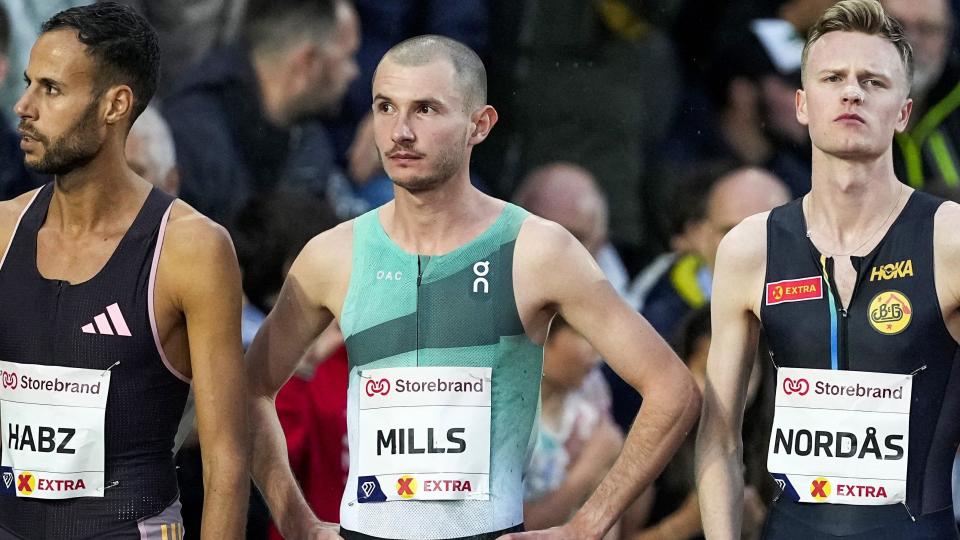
[810,477,831,501]
[2,370,16,390]
[868,291,912,335]
[766,276,823,305]
[782,378,809,396]
[16,472,35,496]
[396,475,417,499]
[365,378,390,397]
[870,259,913,282]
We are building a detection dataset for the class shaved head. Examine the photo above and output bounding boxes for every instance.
[514,162,608,254]
[379,34,487,111]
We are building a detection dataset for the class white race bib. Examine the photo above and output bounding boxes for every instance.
[356,366,491,502]
[767,367,912,505]
[0,360,110,499]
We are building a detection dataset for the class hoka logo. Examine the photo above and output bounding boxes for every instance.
[870,260,913,282]
[472,261,490,294]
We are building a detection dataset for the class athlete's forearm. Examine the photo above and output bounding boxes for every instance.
[199,446,249,539]
[694,395,744,540]
[249,393,321,537]
[569,372,701,539]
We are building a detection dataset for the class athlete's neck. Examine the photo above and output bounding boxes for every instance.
[48,149,151,235]
[384,177,504,256]
[806,150,906,251]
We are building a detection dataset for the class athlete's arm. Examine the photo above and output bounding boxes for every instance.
[934,201,960,340]
[246,223,352,540]
[161,207,249,538]
[505,218,701,540]
[694,216,766,540]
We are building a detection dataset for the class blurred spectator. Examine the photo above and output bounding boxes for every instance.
[665,0,835,198]
[609,165,789,432]
[523,316,623,537]
[0,1,40,199]
[0,0,85,120]
[163,0,366,225]
[480,0,681,268]
[513,162,629,296]
[111,0,246,98]
[883,0,960,189]
[627,306,768,540]
[125,103,179,196]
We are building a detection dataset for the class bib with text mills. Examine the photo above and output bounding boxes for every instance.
[338,203,544,540]
[760,191,960,516]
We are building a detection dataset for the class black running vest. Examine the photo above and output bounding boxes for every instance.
[760,192,960,520]
[0,185,190,539]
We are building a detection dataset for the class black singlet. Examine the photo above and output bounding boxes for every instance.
[758,191,960,538]
[0,184,190,539]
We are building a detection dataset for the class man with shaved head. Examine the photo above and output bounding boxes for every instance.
[248,35,700,540]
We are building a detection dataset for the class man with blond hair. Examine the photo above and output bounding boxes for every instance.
[696,0,960,538]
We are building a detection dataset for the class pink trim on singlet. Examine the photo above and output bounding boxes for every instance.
[149,203,191,384]
[0,189,43,273]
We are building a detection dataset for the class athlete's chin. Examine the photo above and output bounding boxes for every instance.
[390,174,448,194]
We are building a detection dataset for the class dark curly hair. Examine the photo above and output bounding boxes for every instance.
[41,2,159,122]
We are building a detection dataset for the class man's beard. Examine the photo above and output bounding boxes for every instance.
[388,140,467,193]
[22,99,102,176]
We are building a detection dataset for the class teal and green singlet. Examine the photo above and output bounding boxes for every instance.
[338,203,544,539]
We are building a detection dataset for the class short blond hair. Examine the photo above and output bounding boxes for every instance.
[801,0,913,86]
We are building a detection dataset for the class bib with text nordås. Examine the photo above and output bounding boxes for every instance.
[767,367,912,505]
[0,360,111,499]
[357,366,491,502]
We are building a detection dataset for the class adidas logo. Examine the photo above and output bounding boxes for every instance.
[81,303,131,337]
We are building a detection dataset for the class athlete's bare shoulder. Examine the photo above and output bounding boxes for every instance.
[717,211,769,272]
[713,211,770,316]
[933,201,960,308]
[162,200,236,263]
[0,188,43,266]
[515,213,582,265]
[285,218,355,314]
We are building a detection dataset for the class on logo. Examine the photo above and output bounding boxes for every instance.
[472,261,490,294]
[365,378,390,397]
[2,371,16,390]
[782,378,809,396]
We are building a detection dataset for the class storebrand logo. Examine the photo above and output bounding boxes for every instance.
[766,277,823,305]
[2,471,12,490]
[360,481,376,498]
[2,371,16,390]
[782,378,809,396]
[365,378,390,397]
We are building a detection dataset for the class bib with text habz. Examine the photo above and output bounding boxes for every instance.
[356,366,491,503]
[0,360,110,499]
[767,367,912,505]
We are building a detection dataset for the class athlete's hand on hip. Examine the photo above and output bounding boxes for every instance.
[498,525,595,540]
[305,521,344,540]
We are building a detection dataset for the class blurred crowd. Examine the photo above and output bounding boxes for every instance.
[2,0,960,538]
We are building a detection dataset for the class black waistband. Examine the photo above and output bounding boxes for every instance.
[764,497,958,537]
[340,523,524,540]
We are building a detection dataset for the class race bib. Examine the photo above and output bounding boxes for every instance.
[356,366,491,502]
[0,360,110,499]
[767,367,912,505]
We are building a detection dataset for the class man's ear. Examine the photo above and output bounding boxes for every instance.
[468,105,498,145]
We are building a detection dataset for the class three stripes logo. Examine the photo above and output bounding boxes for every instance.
[81,303,131,337]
